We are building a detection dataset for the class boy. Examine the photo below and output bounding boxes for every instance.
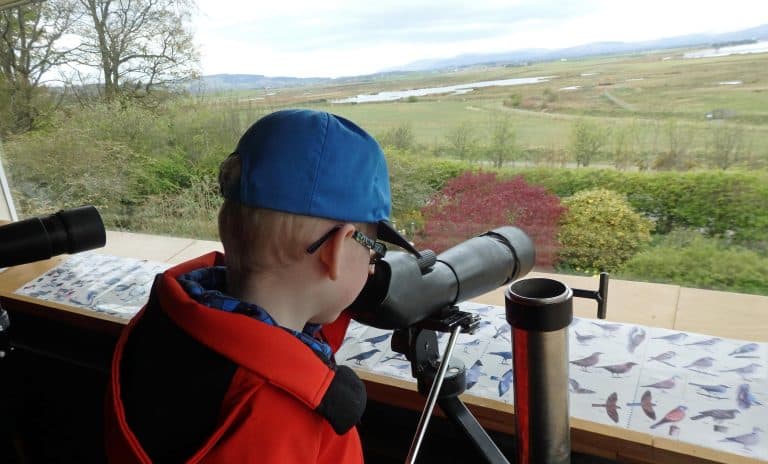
[105,109,419,463]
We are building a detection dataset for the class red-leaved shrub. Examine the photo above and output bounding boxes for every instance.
[416,172,565,267]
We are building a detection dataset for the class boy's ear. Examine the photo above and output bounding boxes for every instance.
[318,223,355,280]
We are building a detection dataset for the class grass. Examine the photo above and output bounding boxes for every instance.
[209,49,768,163]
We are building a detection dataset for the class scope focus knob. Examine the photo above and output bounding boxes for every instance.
[415,249,437,272]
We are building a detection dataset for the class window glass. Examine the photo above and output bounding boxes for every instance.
[1,0,767,296]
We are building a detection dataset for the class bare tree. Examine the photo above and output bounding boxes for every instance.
[653,119,694,170]
[74,0,199,100]
[0,0,80,132]
[706,122,745,170]
[446,121,478,162]
[488,113,517,168]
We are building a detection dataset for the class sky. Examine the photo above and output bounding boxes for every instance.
[193,0,768,78]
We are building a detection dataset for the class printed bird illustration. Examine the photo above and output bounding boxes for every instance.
[493,324,511,341]
[465,360,485,390]
[729,343,759,356]
[736,383,763,409]
[574,331,598,344]
[684,356,715,369]
[641,375,681,391]
[495,369,513,397]
[627,326,646,354]
[345,348,381,365]
[459,339,482,353]
[362,333,391,346]
[691,409,740,422]
[720,427,763,450]
[591,322,622,336]
[570,352,603,371]
[684,337,721,347]
[648,351,676,367]
[472,305,493,315]
[569,378,596,394]
[488,351,513,364]
[650,405,687,429]
[652,332,688,344]
[597,362,638,377]
[626,390,657,420]
[592,392,620,423]
[381,352,408,363]
[689,382,731,395]
[720,363,762,379]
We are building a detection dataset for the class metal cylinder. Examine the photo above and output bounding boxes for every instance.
[505,278,573,464]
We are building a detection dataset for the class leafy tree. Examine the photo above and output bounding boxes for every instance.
[73,0,199,100]
[417,171,565,266]
[557,188,653,273]
[569,119,607,167]
[0,0,79,132]
[379,124,416,152]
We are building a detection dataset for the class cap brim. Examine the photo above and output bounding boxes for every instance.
[377,221,420,258]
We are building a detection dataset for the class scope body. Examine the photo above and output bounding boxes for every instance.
[0,206,106,268]
[349,226,535,330]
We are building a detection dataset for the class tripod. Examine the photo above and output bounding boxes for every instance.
[391,307,510,464]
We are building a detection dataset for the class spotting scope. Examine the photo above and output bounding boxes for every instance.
[348,226,535,329]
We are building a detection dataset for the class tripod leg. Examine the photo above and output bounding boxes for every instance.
[438,396,509,464]
[405,326,461,464]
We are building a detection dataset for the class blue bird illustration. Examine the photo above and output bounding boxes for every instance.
[496,369,513,397]
[720,427,763,450]
[736,383,763,409]
[729,343,759,356]
[459,339,482,353]
[381,353,408,363]
[465,360,485,390]
[691,409,740,422]
[689,382,730,398]
[569,378,595,394]
[345,348,381,365]
[626,390,656,420]
[488,351,513,364]
[492,324,511,341]
[362,333,391,346]
[652,332,687,344]
[627,326,646,354]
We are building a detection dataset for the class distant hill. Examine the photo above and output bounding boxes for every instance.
[190,23,768,91]
[389,23,768,72]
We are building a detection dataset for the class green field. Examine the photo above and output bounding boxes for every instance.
[210,50,768,164]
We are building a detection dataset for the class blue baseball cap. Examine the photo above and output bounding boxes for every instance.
[226,109,419,256]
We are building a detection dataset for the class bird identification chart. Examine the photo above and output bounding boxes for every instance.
[337,301,767,461]
[14,252,169,319]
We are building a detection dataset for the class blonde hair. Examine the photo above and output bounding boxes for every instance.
[218,153,336,274]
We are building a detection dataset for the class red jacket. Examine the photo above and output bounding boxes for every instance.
[105,253,365,463]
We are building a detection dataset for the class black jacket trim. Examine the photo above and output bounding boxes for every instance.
[315,365,367,435]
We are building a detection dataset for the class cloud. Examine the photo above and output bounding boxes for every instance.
[194,0,768,76]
